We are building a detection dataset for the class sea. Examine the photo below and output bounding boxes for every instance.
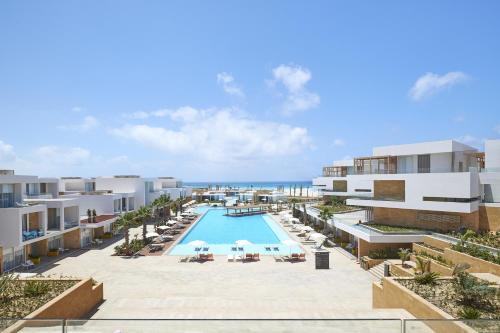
[184,181,313,192]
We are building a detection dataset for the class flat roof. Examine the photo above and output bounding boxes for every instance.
[372,139,477,157]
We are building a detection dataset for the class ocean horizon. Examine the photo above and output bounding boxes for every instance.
[184,180,314,191]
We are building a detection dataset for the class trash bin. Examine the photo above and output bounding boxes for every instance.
[315,251,330,269]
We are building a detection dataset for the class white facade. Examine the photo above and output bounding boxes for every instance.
[313,139,497,213]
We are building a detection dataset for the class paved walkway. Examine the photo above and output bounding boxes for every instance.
[37,220,411,321]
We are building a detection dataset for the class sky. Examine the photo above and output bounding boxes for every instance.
[0,1,499,181]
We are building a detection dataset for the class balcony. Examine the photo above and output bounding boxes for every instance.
[22,229,44,241]
[322,166,349,177]
[64,219,79,229]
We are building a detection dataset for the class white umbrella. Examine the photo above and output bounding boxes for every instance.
[290,217,300,223]
[157,225,171,230]
[300,226,314,232]
[188,240,207,257]
[145,232,160,238]
[235,239,252,255]
[282,239,298,255]
[308,233,327,242]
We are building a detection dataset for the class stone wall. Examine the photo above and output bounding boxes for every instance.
[4,278,104,333]
[332,180,347,192]
[373,207,479,232]
[444,248,500,276]
[374,180,405,201]
[479,206,500,232]
[373,278,475,333]
[358,239,410,257]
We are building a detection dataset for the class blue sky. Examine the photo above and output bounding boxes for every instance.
[0,1,499,181]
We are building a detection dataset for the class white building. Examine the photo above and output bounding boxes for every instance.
[1,171,190,272]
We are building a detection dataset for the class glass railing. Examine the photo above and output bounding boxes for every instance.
[64,220,80,228]
[66,319,403,333]
[0,318,498,332]
[404,319,500,333]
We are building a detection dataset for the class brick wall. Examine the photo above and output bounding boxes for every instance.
[373,207,479,232]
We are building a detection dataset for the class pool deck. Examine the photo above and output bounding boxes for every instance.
[32,212,412,321]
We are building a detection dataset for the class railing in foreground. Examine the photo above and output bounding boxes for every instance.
[1,318,499,333]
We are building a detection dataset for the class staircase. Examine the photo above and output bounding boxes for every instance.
[368,262,386,280]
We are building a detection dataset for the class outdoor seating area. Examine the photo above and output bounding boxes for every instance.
[22,230,44,241]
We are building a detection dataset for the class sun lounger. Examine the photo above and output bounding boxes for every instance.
[253,253,260,261]
[298,253,306,261]
[202,247,209,251]
[227,254,234,262]
[238,247,244,251]
[245,253,254,261]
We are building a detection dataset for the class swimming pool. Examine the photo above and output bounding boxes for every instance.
[168,207,303,255]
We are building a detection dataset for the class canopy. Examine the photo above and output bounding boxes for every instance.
[282,239,298,246]
[300,226,314,232]
[157,225,171,230]
[235,239,252,247]
[145,232,160,238]
[309,233,327,242]
[188,240,207,247]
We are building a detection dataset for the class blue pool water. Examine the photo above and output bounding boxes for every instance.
[168,207,303,255]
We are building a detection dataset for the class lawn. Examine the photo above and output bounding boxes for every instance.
[365,223,425,233]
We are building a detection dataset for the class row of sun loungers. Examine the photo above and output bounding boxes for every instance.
[227,253,260,262]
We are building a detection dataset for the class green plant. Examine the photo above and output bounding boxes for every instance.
[415,257,431,274]
[398,248,411,267]
[452,263,471,276]
[451,242,500,265]
[23,280,50,297]
[414,271,439,285]
[458,307,481,319]
[0,274,17,301]
[454,272,498,309]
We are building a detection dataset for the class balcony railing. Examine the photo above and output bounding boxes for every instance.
[64,220,79,229]
[22,230,44,241]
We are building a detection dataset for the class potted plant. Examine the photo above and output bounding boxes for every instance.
[29,254,41,264]
[87,209,92,223]
[47,248,59,256]
[92,209,97,223]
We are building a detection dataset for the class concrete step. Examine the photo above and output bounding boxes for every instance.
[368,262,386,280]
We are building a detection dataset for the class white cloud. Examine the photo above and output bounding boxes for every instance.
[271,64,320,115]
[35,146,91,165]
[332,138,345,147]
[217,72,244,97]
[110,106,312,164]
[453,114,465,123]
[59,116,99,132]
[0,140,16,162]
[454,134,486,148]
[72,106,84,113]
[409,71,468,101]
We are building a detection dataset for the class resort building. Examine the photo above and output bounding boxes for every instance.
[311,139,500,260]
[0,171,190,273]
[145,176,192,204]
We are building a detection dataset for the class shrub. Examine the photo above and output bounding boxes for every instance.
[23,280,50,297]
[0,274,17,301]
[414,272,439,285]
[454,272,498,310]
[451,242,500,265]
[398,248,411,267]
[458,307,481,319]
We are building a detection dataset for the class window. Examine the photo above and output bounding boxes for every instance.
[355,189,371,192]
[0,184,15,208]
[418,154,430,173]
[423,196,480,203]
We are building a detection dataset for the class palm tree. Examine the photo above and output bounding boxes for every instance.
[415,256,431,274]
[289,198,300,217]
[115,212,137,255]
[136,206,152,244]
[301,203,308,226]
[318,207,333,231]
[398,248,411,267]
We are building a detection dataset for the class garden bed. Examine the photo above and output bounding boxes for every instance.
[364,223,428,234]
[398,277,499,321]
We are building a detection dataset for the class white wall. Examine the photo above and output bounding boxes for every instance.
[346,171,479,213]
[95,177,146,208]
[63,194,117,216]
[0,209,21,248]
[485,139,500,169]
[430,152,452,173]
